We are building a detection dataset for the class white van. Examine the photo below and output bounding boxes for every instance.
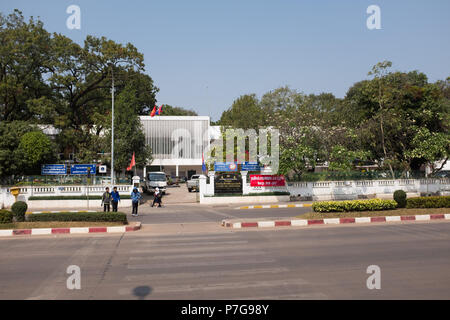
[142,171,167,194]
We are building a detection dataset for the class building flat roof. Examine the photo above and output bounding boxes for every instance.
[140,116,210,121]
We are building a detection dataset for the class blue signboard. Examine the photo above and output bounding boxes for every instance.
[70,164,96,175]
[214,162,238,172]
[242,162,261,171]
[41,164,67,175]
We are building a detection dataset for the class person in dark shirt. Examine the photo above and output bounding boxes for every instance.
[101,187,112,212]
[111,187,121,212]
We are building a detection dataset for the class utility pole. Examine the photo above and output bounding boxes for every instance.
[111,68,115,188]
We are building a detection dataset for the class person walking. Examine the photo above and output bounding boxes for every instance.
[151,187,162,208]
[131,187,142,216]
[111,186,121,212]
[101,187,112,212]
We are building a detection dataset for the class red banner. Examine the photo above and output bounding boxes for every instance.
[249,175,286,187]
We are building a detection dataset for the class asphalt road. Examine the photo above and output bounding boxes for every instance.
[126,185,313,224]
[1,221,449,299]
[127,203,312,225]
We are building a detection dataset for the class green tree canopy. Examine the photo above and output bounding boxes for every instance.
[17,131,56,174]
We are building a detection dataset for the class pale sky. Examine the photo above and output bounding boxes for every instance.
[1,0,449,120]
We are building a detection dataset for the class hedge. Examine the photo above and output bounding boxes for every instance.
[406,196,450,208]
[28,195,131,200]
[312,199,398,212]
[27,212,128,223]
[0,210,13,224]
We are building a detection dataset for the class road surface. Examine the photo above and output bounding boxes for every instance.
[1,221,449,299]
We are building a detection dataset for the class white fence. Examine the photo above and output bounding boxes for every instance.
[1,185,134,208]
[198,173,450,203]
[287,178,450,201]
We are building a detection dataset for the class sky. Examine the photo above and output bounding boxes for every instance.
[1,0,449,120]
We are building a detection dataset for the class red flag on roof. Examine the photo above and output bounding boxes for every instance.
[150,105,157,117]
[127,152,136,171]
[157,104,163,115]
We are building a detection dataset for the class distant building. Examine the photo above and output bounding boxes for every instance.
[140,116,218,179]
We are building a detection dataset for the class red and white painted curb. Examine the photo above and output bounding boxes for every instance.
[0,222,141,237]
[222,214,450,229]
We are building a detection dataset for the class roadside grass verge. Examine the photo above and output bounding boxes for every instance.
[0,211,128,230]
[0,221,126,230]
[296,207,450,219]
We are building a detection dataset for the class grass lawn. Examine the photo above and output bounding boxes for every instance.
[297,207,450,219]
[0,221,127,230]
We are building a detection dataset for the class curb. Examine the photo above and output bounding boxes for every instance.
[236,204,312,210]
[0,222,141,237]
[222,214,450,229]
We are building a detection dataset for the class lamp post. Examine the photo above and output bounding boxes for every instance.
[111,68,115,188]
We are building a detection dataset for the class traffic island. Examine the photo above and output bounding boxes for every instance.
[222,211,450,229]
[0,210,141,237]
[0,222,141,237]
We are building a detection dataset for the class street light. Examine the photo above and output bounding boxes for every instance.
[111,68,115,188]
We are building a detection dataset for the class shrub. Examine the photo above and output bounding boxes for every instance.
[406,196,450,208]
[312,199,398,213]
[11,201,28,222]
[0,210,13,224]
[393,190,407,208]
[27,211,128,224]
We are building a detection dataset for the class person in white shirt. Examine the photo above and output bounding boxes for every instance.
[151,187,162,207]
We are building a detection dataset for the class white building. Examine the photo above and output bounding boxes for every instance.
[140,116,218,179]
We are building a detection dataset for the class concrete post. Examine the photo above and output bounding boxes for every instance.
[132,176,141,189]
[241,171,248,195]
[207,171,215,195]
[198,175,207,203]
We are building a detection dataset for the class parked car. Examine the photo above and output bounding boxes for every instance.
[187,174,200,192]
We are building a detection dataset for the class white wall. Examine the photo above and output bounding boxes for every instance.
[1,185,133,209]
[287,179,450,201]
[197,173,450,204]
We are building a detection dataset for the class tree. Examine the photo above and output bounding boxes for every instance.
[1,9,160,166]
[219,94,264,129]
[328,145,370,171]
[0,10,53,122]
[17,131,56,174]
[367,60,395,178]
[158,104,198,116]
[343,62,449,175]
[0,121,33,180]
[406,128,450,175]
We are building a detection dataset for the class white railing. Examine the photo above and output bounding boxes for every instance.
[286,179,450,201]
[1,184,134,208]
